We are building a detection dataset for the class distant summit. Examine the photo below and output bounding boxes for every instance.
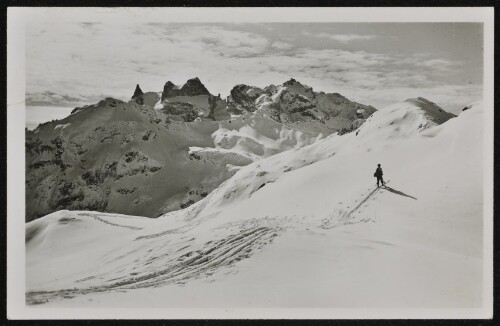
[283,78,300,86]
[157,78,228,122]
[162,81,180,101]
[132,84,145,105]
[182,77,210,96]
[227,84,263,115]
[227,78,376,134]
[132,84,144,99]
[161,77,210,101]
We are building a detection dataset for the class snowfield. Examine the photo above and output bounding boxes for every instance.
[26,100,484,311]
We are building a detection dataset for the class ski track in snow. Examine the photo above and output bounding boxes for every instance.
[344,180,391,219]
[319,181,390,230]
[25,180,391,305]
[134,225,192,240]
[79,212,144,231]
[26,222,281,305]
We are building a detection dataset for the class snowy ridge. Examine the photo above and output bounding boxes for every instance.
[354,97,456,146]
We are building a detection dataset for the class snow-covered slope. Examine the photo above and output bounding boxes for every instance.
[351,96,456,149]
[26,100,483,309]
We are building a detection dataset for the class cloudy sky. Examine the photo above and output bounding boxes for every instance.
[26,21,483,116]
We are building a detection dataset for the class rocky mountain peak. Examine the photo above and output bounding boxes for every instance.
[227,84,263,115]
[187,77,201,83]
[164,81,176,88]
[225,79,376,134]
[161,78,210,102]
[132,84,144,100]
[281,78,314,95]
[161,81,176,101]
[283,78,299,86]
[180,77,210,96]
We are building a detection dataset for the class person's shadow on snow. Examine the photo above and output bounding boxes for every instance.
[383,186,417,200]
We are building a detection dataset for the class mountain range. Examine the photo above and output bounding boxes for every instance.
[25,78,391,222]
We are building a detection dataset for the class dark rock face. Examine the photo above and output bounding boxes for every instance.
[132,84,145,105]
[338,118,367,135]
[162,81,178,101]
[207,94,217,120]
[158,78,229,122]
[462,104,474,112]
[71,105,87,114]
[25,96,239,222]
[132,84,144,99]
[226,79,376,133]
[283,78,299,86]
[160,102,200,122]
[227,84,263,115]
[161,78,210,101]
[181,77,210,96]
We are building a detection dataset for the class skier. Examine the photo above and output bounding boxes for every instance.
[374,164,385,187]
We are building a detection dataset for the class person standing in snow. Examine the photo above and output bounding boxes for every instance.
[374,164,385,187]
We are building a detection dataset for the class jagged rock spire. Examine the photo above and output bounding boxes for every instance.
[161,78,210,101]
[162,81,176,102]
[181,77,210,96]
[132,84,144,99]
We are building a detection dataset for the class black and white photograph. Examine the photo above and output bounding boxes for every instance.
[7,7,494,319]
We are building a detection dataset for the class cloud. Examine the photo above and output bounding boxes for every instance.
[26,91,103,107]
[344,83,482,115]
[25,22,481,115]
[147,24,271,57]
[303,32,378,43]
[25,23,278,105]
[271,41,294,50]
